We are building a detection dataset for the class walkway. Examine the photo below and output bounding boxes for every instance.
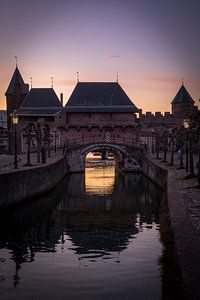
[150,151,200,299]
[0,150,63,174]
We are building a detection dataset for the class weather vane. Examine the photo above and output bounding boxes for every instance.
[30,77,32,88]
[116,72,119,83]
[51,77,54,88]
[14,56,18,67]
[76,71,79,82]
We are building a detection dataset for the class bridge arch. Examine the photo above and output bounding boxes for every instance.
[65,141,143,173]
[81,143,126,170]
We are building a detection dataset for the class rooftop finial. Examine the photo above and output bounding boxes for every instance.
[116,72,119,83]
[30,77,32,88]
[182,77,184,85]
[76,71,79,83]
[14,56,18,67]
[51,77,54,88]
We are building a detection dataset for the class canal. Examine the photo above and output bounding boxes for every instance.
[0,166,183,299]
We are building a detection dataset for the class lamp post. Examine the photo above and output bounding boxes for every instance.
[27,126,31,166]
[177,127,184,169]
[43,124,50,159]
[151,128,155,154]
[11,110,19,169]
[135,124,141,146]
[54,129,57,153]
[183,118,195,177]
[36,123,42,163]
[183,119,190,172]
[161,130,168,163]
[47,125,51,158]
[168,128,176,166]
[155,133,160,159]
[197,134,200,187]
[151,128,160,159]
[23,123,34,166]
[185,110,200,183]
[197,102,200,186]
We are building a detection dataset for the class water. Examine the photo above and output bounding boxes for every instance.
[0,166,177,299]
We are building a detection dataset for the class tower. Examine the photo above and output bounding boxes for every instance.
[171,83,195,119]
[5,66,29,152]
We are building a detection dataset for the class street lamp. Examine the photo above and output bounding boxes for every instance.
[183,119,190,129]
[23,123,35,166]
[36,123,42,163]
[161,130,168,163]
[183,119,190,172]
[54,129,57,153]
[11,110,19,169]
[151,128,155,154]
[43,124,50,160]
[177,127,184,169]
[47,125,51,158]
[151,128,160,159]
[183,118,195,177]
[168,128,176,166]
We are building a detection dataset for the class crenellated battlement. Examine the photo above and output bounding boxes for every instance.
[138,109,178,126]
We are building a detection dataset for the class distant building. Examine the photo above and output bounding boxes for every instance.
[17,88,64,152]
[136,83,198,149]
[171,84,197,118]
[0,110,7,128]
[64,82,139,142]
[5,66,199,154]
[5,67,29,153]
[140,83,197,130]
[0,110,8,153]
[5,67,64,153]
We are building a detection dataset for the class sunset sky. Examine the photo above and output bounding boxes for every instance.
[0,0,199,112]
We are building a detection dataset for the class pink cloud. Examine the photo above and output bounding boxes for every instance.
[108,54,120,58]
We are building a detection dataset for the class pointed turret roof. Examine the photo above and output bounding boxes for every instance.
[5,67,29,95]
[20,88,62,108]
[17,88,63,116]
[171,84,194,104]
[65,82,139,112]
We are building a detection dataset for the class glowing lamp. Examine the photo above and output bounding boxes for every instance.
[183,119,190,129]
[12,110,19,125]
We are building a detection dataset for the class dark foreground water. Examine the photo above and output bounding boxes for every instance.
[0,167,182,299]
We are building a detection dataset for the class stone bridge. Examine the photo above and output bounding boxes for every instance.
[64,136,145,173]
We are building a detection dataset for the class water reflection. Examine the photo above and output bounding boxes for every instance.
[85,166,115,195]
[0,168,165,299]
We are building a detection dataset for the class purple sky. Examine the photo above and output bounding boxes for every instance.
[0,0,199,112]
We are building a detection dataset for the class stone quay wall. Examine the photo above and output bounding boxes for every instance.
[144,154,200,298]
[142,153,168,190]
[0,156,68,208]
[0,148,167,208]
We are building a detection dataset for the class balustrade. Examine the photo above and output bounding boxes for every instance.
[64,135,140,149]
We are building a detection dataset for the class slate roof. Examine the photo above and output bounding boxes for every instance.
[171,84,194,104]
[5,67,29,95]
[65,82,139,113]
[17,88,63,116]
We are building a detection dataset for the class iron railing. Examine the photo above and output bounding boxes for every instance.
[63,135,142,150]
